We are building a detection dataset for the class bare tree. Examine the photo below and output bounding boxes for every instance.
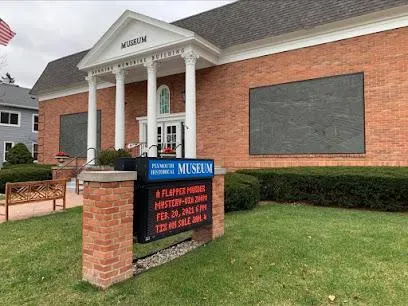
[1,72,14,84]
[0,55,7,98]
[0,55,6,71]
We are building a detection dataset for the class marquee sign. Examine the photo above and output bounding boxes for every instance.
[115,158,214,243]
[136,180,212,243]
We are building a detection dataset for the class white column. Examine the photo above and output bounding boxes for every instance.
[114,68,126,150]
[138,122,147,156]
[145,61,158,157]
[86,75,97,165]
[176,122,182,158]
[182,51,199,158]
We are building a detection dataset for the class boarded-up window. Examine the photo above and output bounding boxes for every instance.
[249,73,365,154]
[60,111,101,157]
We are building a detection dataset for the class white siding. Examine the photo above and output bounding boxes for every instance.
[0,105,38,166]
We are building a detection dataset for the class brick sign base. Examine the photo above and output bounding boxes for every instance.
[79,168,225,289]
[79,171,137,289]
[192,174,225,242]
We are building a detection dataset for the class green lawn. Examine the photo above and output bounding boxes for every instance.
[1,204,407,305]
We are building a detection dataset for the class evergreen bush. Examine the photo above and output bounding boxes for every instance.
[238,167,408,211]
[224,172,260,212]
[96,149,132,167]
[5,143,34,165]
[0,167,52,193]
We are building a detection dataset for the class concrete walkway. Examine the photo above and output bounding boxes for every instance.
[0,191,83,223]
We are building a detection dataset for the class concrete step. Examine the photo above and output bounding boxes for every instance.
[66,178,84,191]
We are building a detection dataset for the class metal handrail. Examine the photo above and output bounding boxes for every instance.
[74,156,98,194]
[54,147,97,186]
[127,142,144,149]
[139,142,183,157]
[127,142,146,158]
[73,145,118,194]
[69,142,183,194]
[75,145,117,173]
[74,144,142,194]
[54,148,95,194]
[55,147,97,172]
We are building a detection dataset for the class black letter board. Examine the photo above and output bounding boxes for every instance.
[115,158,214,243]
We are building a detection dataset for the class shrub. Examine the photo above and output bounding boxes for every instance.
[224,172,260,212]
[238,167,408,211]
[2,163,54,170]
[0,167,52,193]
[5,143,34,165]
[96,149,132,167]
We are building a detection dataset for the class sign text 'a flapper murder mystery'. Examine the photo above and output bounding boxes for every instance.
[143,180,212,242]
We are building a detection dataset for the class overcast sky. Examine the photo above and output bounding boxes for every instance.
[0,1,233,89]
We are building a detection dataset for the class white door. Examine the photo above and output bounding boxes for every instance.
[139,120,184,158]
[164,123,177,150]
[157,123,163,152]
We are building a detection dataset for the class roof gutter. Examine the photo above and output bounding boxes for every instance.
[0,103,38,111]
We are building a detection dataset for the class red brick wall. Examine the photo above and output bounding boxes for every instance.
[39,27,408,169]
[38,75,185,164]
[82,180,134,289]
[192,173,225,242]
[51,167,76,180]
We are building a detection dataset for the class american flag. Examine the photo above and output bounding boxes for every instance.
[0,19,16,46]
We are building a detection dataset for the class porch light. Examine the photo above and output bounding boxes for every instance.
[181,90,185,103]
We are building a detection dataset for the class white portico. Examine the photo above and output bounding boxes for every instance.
[77,10,220,164]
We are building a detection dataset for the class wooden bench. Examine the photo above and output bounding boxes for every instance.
[1,179,66,221]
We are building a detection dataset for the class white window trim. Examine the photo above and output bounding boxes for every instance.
[32,114,39,133]
[3,141,14,162]
[137,112,185,158]
[0,110,21,127]
[157,84,170,115]
[32,142,38,162]
[136,112,185,123]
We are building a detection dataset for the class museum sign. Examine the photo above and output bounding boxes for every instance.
[121,35,147,49]
[115,158,214,243]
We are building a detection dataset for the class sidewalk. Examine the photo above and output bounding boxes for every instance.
[0,190,83,223]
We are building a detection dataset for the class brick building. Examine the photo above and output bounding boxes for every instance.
[31,0,408,170]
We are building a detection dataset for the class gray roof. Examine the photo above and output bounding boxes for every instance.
[174,0,408,49]
[31,50,89,95]
[0,83,38,110]
[31,0,408,95]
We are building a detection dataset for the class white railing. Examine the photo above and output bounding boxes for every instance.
[137,142,183,158]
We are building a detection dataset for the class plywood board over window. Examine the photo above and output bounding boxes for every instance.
[59,111,101,157]
[249,73,365,155]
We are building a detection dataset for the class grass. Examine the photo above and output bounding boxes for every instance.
[0,204,407,305]
[0,194,4,200]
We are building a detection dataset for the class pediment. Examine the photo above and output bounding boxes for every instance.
[78,10,195,69]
